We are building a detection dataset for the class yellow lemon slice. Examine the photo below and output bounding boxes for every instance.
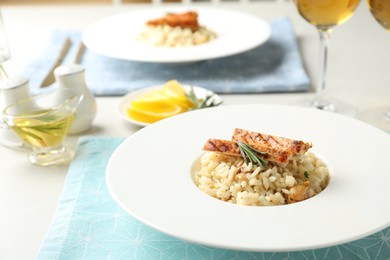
[135,88,188,109]
[132,93,170,109]
[131,98,175,112]
[126,80,197,124]
[127,103,185,124]
[161,80,194,109]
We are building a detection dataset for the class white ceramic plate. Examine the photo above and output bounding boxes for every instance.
[118,85,222,127]
[107,104,390,252]
[82,7,271,63]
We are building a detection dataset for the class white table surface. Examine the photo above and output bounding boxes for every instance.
[1,2,389,259]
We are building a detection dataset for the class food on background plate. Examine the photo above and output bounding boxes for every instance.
[127,80,220,124]
[194,128,329,206]
[137,11,217,47]
[146,11,200,31]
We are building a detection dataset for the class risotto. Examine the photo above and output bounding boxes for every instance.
[194,141,329,206]
[137,25,217,47]
[137,11,217,47]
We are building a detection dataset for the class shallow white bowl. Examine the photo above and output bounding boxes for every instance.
[107,104,390,251]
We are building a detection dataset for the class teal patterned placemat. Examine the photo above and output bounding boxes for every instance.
[37,136,389,259]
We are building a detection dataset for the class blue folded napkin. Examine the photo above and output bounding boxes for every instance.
[22,17,310,96]
[37,136,389,260]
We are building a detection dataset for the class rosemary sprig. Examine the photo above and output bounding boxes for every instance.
[186,86,222,109]
[237,141,268,167]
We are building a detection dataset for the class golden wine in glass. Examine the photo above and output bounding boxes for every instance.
[359,0,390,131]
[294,0,361,114]
[367,0,390,30]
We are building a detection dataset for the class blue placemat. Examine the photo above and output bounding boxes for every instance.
[37,136,389,260]
[22,17,310,96]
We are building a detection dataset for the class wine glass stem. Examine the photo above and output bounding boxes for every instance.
[312,29,333,111]
[385,111,390,121]
[0,63,9,81]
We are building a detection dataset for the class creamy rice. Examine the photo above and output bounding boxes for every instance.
[137,25,217,47]
[194,151,329,206]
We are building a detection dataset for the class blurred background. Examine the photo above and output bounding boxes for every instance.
[2,0,287,5]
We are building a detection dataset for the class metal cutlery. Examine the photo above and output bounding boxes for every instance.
[40,37,72,88]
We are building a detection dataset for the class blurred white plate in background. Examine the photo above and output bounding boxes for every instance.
[83,7,271,63]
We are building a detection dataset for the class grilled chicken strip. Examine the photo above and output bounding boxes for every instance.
[231,128,312,164]
[202,128,312,165]
[203,139,241,157]
[146,11,199,32]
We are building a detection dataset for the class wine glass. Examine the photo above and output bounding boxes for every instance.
[294,0,361,115]
[358,0,390,131]
[0,9,11,82]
